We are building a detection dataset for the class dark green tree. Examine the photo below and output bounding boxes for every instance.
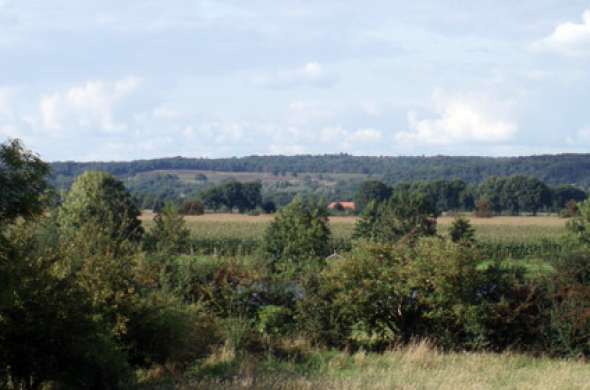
[354,180,392,212]
[261,196,331,274]
[449,216,476,243]
[0,139,50,222]
[353,190,437,243]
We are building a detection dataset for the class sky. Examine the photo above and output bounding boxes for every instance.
[1,0,590,161]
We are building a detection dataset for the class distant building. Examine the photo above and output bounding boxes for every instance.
[327,201,356,211]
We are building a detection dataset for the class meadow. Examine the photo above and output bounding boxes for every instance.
[144,341,590,390]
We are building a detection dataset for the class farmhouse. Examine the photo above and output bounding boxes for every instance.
[327,201,356,211]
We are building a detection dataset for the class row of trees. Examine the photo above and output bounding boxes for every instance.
[355,177,587,216]
[50,153,590,187]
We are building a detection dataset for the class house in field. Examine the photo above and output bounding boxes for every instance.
[327,201,356,211]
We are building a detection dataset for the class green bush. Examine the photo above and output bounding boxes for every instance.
[353,190,437,244]
[261,196,331,275]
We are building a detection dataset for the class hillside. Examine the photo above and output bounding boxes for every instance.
[50,154,590,188]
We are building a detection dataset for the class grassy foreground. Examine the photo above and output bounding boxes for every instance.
[143,342,590,390]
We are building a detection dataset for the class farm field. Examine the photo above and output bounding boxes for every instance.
[140,212,568,242]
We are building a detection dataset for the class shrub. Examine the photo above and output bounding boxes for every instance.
[474,198,493,218]
[257,305,293,338]
[544,249,590,356]
[181,199,205,216]
[297,238,544,352]
[449,216,476,243]
[145,202,192,255]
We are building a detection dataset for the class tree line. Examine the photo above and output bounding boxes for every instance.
[354,177,587,216]
[50,153,590,188]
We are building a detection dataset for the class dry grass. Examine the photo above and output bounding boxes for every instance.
[140,212,568,242]
[191,343,590,390]
[141,212,566,227]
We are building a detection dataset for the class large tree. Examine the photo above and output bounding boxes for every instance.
[353,190,437,243]
[261,196,331,274]
[354,180,392,212]
[0,139,49,223]
[58,171,144,248]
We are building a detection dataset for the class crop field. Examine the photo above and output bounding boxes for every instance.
[141,212,568,242]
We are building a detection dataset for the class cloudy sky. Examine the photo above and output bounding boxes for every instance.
[1,1,590,161]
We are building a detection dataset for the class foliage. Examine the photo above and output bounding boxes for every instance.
[49,153,590,188]
[354,180,392,212]
[449,216,476,243]
[261,196,331,274]
[474,198,493,218]
[566,199,590,246]
[353,190,437,243]
[145,202,192,255]
[58,171,144,252]
[201,181,262,212]
[181,199,205,215]
[0,139,50,223]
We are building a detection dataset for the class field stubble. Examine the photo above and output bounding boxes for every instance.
[140,213,567,242]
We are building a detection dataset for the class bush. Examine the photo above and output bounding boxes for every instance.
[261,196,331,275]
[353,190,437,244]
[181,199,205,216]
[297,238,545,352]
[145,202,192,255]
[449,216,476,243]
[474,198,493,218]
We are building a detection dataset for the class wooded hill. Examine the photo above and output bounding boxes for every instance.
[50,153,590,187]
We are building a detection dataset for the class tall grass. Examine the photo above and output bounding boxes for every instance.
[151,341,590,390]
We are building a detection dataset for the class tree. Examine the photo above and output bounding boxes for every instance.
[353,190,437,243]
[0,139,50,223]
[261,196,331,274]
[567,199,590,246]
[354,180,392,212]
[553,186,587,211]
[449,216,476,244]
[146,202,191,254]
[181,199,205,215]
[261,199,277,214]
[474,198,493,218]
[58,171,144,250]
[0,141,131,389]
[57,172,144,339]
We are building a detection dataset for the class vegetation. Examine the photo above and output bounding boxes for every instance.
[5,138,590,389]
[50,153,590,187]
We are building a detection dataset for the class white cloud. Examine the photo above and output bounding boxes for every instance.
[396,90,517,146]
[39,76,141,134]
[153,105,181,120]
[566,126,590,145]
[348,128,382,143]
[533,9,590,56]
[252,62,337,89]
[319,126,347,143]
